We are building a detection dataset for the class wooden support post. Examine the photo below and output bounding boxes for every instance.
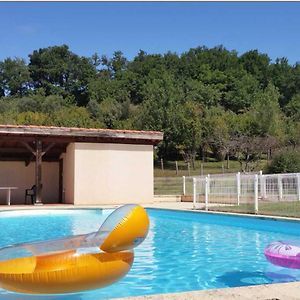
[175,161,178,175]
[187,162,190,176]
[200,163,203,176]
[160,158,164,172]
[35,139,43,205]
[21,140,55,205]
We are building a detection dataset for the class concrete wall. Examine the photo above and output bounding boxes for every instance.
[0,162,59,204]
[62,143,154,205]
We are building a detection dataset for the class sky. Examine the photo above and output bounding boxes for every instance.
[1,2,300,64]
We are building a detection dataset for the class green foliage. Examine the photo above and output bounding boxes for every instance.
[183,79,221,107]
[267,150,300,173]
[51,107,102,128]
[239,50,270,86]
[285,94,300,121]
[0,58,31,96]
[29,45,96,105]
[0,44,299,164]
[202,106,232,160]
[223,72,259,112]
[246,84,285,139]
[15,112,50,126]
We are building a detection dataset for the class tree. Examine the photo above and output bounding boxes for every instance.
[0,58,31,96]
[202,106,232,163]
[51,107,100,128]
[98,98,122,129]
[247,83,285,140]
[284,94,300,121]
[134,71,184,158]
[269,57,293,106]
[0,43,299,164]
[239,50,271,86]
[267,150,300,173]
[229,135,277,172]
[223,72,260,112]
[28,45,96,105]
[173,101,202,168]
[183,79,221,107]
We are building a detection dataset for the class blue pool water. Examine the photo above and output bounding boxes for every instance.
[1,208,300,299]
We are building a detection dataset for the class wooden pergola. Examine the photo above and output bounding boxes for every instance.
[0,125,163,204]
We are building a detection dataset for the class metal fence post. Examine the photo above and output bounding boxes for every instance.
[259,170,263,199]
[205,176,209,211]
[193,177,197,209]
[278,175,283,201]
[254,174,258,214]
[297,174,300,202]
[207,174,210,194]
[236,172,241,206]
[260,170,267,200]
[183,176,186,196]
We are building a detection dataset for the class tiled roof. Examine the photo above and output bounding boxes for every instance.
[0,125,163,145]
[0,124,161,135]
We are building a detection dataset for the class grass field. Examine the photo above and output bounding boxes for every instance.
[209,201,300,218]
[154,159,268,177]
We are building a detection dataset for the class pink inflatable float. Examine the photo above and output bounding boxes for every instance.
[264,241,300,269]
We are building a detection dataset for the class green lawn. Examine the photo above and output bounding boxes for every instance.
[154,159,268,177]
[209,201,300,218]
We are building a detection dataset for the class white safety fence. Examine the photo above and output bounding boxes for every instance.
[192,172,300,217]
[180,172,259,196]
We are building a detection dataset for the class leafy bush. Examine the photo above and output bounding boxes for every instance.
[267,150,300,173]
[51,107,103,128]
[16,112,49,125]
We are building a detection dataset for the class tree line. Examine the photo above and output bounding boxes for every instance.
[0,44,299,171]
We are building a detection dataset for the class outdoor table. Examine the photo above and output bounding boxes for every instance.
[0,187,18,205]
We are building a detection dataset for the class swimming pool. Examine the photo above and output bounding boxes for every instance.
[1,208,300,299]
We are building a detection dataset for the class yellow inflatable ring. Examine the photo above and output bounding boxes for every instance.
[0,204,149,294]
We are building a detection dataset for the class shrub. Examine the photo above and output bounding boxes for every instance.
[267,150,300,173]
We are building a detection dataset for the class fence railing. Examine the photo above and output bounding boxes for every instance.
[154,172,259,196]
[154,172,300,217]
[193,172,300,217]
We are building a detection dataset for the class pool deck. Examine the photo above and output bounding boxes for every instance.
[1,201,300,299]
[115,281,300,300]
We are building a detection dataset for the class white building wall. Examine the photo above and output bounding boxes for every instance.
[0,161,59,204]
[66,143,154,205]
[62,144,75,204]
